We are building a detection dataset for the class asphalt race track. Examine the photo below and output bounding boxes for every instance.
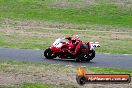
[0,48,132,69]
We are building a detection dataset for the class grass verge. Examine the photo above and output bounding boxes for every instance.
[0,28,132,54]
[0,60,132,74]
[0,60,132,88]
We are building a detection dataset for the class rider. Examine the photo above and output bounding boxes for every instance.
[65,36,72,43]
[68,34,82,55]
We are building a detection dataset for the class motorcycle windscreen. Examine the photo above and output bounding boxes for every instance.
[53,38,63,48]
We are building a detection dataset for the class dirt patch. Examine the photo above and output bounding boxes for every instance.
[50,0,132,9]
[104,0,132,8]
[0,70,79,87]
[1,25,131,41]
[1,19,132,32]
[0,72,34,86]
[49,0,96,9]
[0,19,66,29]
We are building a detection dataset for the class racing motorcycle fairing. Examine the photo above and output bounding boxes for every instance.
[44,35,100,61]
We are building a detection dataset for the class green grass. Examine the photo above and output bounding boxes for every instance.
[0,83,78,88]
[20,83,77,88]
[20,83,55,88]
[0,83,73,88]
[0,83,55,88]
[0,0,132,27]
[88,67,132,74]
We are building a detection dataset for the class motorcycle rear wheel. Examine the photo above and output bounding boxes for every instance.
[89,50,95,60]
[77,54,90,62]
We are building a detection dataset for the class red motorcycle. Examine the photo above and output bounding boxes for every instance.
[44,35,100,61]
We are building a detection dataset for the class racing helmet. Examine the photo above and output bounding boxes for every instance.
[65,36,72,40]
[72,35,79,44]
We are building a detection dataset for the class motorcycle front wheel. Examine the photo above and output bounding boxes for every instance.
[44,48,57,59]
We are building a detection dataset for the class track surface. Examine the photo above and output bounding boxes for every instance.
[0,48,132,69]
